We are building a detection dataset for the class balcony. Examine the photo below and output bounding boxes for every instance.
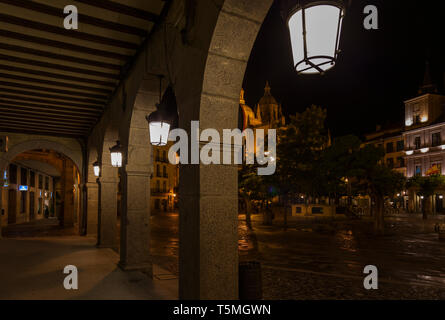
[151,189,168,195]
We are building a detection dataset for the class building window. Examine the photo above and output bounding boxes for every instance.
[156,180,160,193]
[397,157,405,168]
[432,132,441,147]
[38,175,43,189]
[414,136,421,149]
[20,168,27,186]
[156,165,161,177]
[386,142,394,153]
[163,181,167,193]
[387,158,394,169]
[45,177,49,190]
[9,164,17,184]
[20,191,27,213]
[163,166,167,178]
[415,165,422,176]
[396,140,404,151]
[414,114,420,124]
[163,150,167,161]
[30,171,35,187]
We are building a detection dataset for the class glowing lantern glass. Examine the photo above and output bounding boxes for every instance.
[109,141,123,168]
[287,2,345,74]
[147,112,171,146]
[93,161,100,177]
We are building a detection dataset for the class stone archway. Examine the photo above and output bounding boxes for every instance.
[0,138,84,232]
[0,139,82,174]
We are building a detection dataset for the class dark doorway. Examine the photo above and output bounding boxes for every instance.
[29,192,35,220]
[8,190,16,224]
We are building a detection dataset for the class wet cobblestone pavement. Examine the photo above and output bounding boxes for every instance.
[150,212,445,300]
[5,213,445,299]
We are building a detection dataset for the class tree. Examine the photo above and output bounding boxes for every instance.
[275,105,328,200]
[319,135,363,204]
[407,174,445,220]
[239,164,277,228]
[353,144,406,234]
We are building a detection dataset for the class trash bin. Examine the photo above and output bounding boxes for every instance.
[436,224,445,241]
[239,261,262,300]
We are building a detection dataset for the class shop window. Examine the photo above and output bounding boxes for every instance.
[20,191,27,213]
[45,177,49,190]
[9,164,17,184]
[38,175,43,189]
[30,171,35,187]
[20,168,27,186]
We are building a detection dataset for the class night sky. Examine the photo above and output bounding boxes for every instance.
[243,0,445,138]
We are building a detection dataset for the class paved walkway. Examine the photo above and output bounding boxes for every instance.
[0,220,177,300]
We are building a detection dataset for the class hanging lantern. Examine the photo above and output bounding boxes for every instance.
[147,109,172,146]
[109,141,123,168]
[287,1,345,74]
[146,79,178,146]
[93,161,101,177]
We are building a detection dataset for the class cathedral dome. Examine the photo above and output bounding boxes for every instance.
[258,81,278,106]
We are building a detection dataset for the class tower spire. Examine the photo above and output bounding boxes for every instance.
[240,88,246,105]
[264,81,271,94]
[419,61,437,94]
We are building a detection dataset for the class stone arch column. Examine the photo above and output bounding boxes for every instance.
[98,126,120,249]
[85,145,100,236]
[169,0,273,299]
[118,76,158,273]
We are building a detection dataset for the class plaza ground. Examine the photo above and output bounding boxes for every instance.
[1,213,445,299]
[0,219,177,300]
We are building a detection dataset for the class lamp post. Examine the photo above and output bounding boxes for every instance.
[109,141,123,168]
[286,1,345,74]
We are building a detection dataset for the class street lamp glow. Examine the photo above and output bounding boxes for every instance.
[421,116,428,123]
[405,119,413,126]
[93,161,100,177]
[109,141,123,168]
[287,2,344,74]
[148,120,171,146]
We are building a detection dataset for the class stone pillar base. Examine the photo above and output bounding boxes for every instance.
[118,261,153,277]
